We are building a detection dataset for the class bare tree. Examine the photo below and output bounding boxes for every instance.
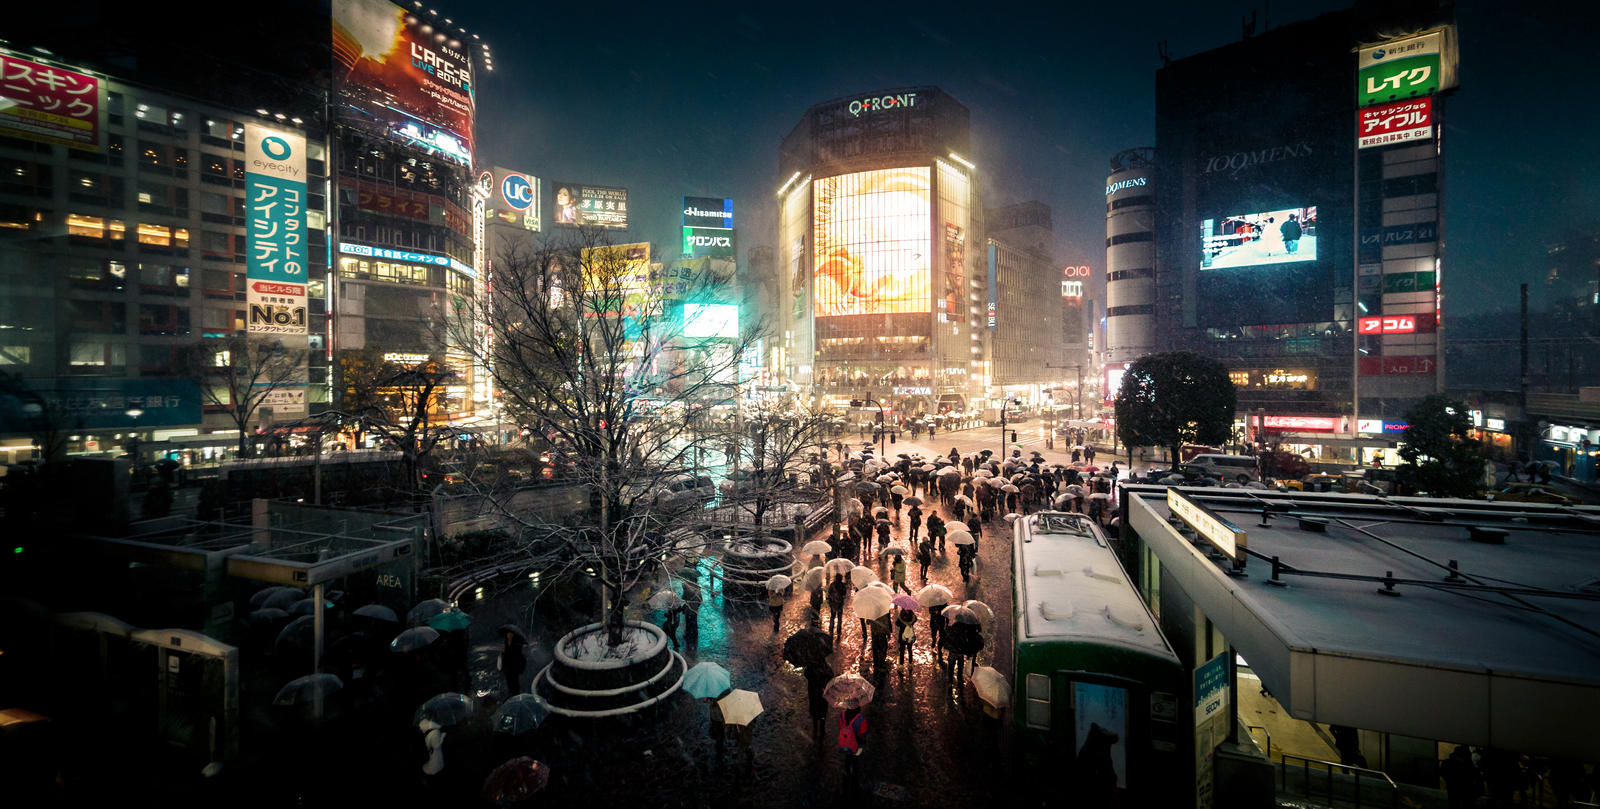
[186,334,304,458]
[716,399,834,526]
[337,348,459,497]
[444,229,772,646]
[0,372,77,468]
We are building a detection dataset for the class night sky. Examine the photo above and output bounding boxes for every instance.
[465,0,1599,318]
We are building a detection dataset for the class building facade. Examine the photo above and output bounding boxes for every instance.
[777,87,981,418]
[986,202,1063,403]
[1103,147,1156,395]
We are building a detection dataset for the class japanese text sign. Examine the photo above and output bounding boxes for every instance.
[1358,97,1433,149]
[244,124,308,286]
[1358,30,1450,107]
[0,53,101,151]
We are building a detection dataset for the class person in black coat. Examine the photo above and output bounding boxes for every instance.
[500,630,525,697]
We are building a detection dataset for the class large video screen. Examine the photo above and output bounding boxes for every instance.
[551,182,629,229]
[1200,206,1317,270]
[813,167,930,317]
[332,0,475,165]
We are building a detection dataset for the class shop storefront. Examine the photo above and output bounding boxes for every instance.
[1537,423,1598,483]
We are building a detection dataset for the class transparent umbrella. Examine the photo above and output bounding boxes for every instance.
[491,694,551,736]
[823,673,876,709]
[916,583,953,607]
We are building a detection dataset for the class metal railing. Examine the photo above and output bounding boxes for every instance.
[1243,722,1271,759]
[1279,752,1399,809]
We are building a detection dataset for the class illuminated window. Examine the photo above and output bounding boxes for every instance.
[0,346,30,365]
[67,214,106,238]
[138,223,173,246]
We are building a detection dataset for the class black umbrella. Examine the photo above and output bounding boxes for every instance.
[497,624,529,642]
[390,626,441,653]
[407,598,453,626]
[274,615,315,655]
[783,628,833,670]
[249,607,291,625]
[273,673,343,706]
[250,585,302,609]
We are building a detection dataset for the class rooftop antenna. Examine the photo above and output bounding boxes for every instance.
[1157,40,1172,67]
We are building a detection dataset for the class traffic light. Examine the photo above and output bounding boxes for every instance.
[889,432,896,444]
[1011,430,1018,443]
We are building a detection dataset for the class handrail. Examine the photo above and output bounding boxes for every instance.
[1279,751,1399,809]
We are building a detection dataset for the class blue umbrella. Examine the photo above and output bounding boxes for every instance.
[427,609,472,632]
[682,661,732,700]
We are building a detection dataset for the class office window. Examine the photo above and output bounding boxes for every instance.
[70,341,126,367]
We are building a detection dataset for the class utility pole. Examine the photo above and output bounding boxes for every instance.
[1520,283,1529,458]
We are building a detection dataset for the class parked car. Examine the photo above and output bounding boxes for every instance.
[1340,467,1397,494]
[1283,473,1342,492]
[1262,450,1311,479]
[1486,482,1572,506]
[1187,453,1259,484]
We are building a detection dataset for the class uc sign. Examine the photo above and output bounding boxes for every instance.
[501,173,534,211]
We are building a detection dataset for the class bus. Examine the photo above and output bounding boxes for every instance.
[1011,511,1184,807]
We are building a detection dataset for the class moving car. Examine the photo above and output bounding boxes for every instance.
[1187,453,1258,484]
[1486,482,1572,506]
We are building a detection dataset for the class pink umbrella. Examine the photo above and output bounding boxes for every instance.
[890,593,920,610]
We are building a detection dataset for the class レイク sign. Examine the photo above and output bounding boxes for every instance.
[1358,30,1450,107]
[847,92,917,117]
[1358,98,1433,149]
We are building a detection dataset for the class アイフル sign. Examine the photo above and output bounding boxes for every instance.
[1358,97,1433,149]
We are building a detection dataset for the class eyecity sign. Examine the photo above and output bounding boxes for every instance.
[847,92,918,117]
[1105,177,1147,195]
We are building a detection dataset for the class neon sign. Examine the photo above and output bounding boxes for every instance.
[847,92,917,117]
[1358,313,1436,334]
[1262,415,1338,432]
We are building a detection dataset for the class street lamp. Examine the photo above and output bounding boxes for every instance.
[849,397,886,458]
[125,407,144,466]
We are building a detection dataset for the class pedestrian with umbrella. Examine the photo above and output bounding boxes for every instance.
[916,537,933,585]
[804,659,834,740]
[889,485,905,522]
[826,572,849,638]
[918,583,952,659]
[498,626,527,698]
[928,512,946,554]
[766,575,791,632]
[907,503,923,542]
[825,673,875,796]
[893,599,920,664]
[875,517,892,550]
[890,552,910,595]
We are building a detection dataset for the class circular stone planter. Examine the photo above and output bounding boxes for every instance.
[715,532,796,597]
[532,620,685,718]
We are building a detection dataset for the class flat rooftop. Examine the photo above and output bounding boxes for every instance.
[1121,485,1600,759]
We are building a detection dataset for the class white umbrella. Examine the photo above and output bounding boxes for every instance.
[873,506,889,516]
[876,475,896,484]
[890,485,908,495]
[955,495,974,506]
[852,587,894,621]
[718,689,765,726]
[801,540,833,556]
[765,574,792,592]
[964,599,995,628]
[879,540,911,558]
[1004,513,1022,523]
[848,498,864,516]
[945,520,972,534]
[973,469,993,478]
[948,531,976,546]
[647,590,684,610]
[801,566,825,591]
[916,583,953,607]
[937,467,962,478]
[1011,473,1027,483]
[1002,484,1020,494]
[1090,492,1110,500]
[972,666,1011,708]
[849,566,879,588]
[824,558,855,578]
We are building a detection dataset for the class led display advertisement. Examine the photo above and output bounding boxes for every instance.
[244,124,309,336]
[1200,207,1317,270]
[942,223,965,323]
[332,0,475,165]
[682,303,738,338]
[683,196,733,229]
[812,167,931,317]
[0,52,101,151]
[552,183,629,229]
[682,226,734,259]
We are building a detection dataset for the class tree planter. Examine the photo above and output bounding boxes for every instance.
[532,621,685,717]
[714,532,795,599]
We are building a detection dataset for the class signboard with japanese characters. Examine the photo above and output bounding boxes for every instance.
[1358,97,1433,149]
[51,379,202,428]
[244,124,308,287]
[551,182,629,229]
[1357,30,1455,107]
[247,280,309,337]
[1358,354,1438,376]
[256,384,308,417]
[0,52,102,151]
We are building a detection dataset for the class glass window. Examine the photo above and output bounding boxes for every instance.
[200,192,229,215]
[66,213,106,238]
[137,223,173,246]
[202,154,229,177]
[307,209,326,230]
[202,230,230,255]
[201,268,234,295]
[134,101,166,123]
[201,307,232,330]
[204,118,230,139]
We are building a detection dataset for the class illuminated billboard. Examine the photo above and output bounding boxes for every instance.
[1199,206,1317,270]
[812,167,930,317]
[332,0,475,165]
[682,226,734,259]
[484,166,541,232]
[683,196,733,228]
[683,303,738,338]
[0,52,101,151]
[552,182,629,229]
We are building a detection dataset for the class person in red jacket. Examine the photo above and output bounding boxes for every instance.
[838,706,868,795]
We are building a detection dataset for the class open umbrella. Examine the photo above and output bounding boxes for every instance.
[492,694,551,736]
[391,626,441,653]
[647,590,685,610]
[823,673,876,709]
[1002,484,1020,494]
[414,692,474,727]
[407,598,453,626]
[249,607,291,625]
[945,520,972,534]
[275,615,315,653]
[937,466,962,478]
[250,586,302,609]
[879,542,909,558]
[783,628,834,669]
[352,604,399,624]
[1004,513,1022,523]
[261,589,303,611]
[1090,492,1110,500]
[872,506,889,517]
[852,587,894,621]
[848,566,879,588]
[942,604,981,625]
[683,661,733,700]
[1011,473,1027,483]
[963,600,995,627]
[875,474,896,484]
[972,666,1011,708]
[891,593,920,610]
[856,481,880,492]
[765,574,793,592]
[718,689,764,726]
[890,485,908,496]
[428,609,472,632]
[955,495,975,507]
[289,598,318,616]
[481,757,550,805]
[273,673,343,706]
[916,583,953,607]
[948,531,976,546]
[801,540,833,556]
[824,557,855,578]
[902,495,923,507]
[801,566,825,591]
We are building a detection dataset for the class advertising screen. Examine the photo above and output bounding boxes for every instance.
[812,167,931,317]
[683,196,733,228]
[683,303,738,338]
[682,227,735,259]
[485,166,540,232]
[552,182,629,229]
[1200,207,1317,270]
[0,53,101,151]
[332,0,475,165]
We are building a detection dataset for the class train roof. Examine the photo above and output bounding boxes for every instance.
[1014,511,1177,660]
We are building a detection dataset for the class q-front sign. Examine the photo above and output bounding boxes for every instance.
[847,92,917,117]
[1167,488,1247,566]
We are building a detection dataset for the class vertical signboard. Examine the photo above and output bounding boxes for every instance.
[486,166,540,232]
[942,223,966,323]
[682,226,735,258]
[1194,651,1231,809]
[1358,97,1433,149]
[986,242,998,330]
[244,124,308,336]
[0,52,102,151]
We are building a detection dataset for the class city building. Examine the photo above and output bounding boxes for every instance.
[777,86,982,418]
[1152,6,1455,462]
[0,48,330,467]
[1103,147,1156,397]
[986,202,1064,404]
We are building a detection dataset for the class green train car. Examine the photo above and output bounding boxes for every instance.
[1011,511,1184,807]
